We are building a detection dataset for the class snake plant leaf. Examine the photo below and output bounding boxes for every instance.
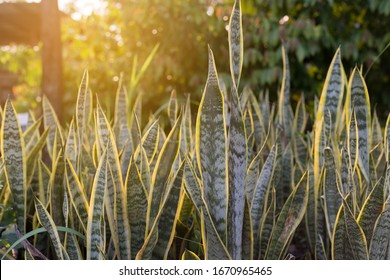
[87,150,107,260]
[332,200,369,260]
[305,165,316,253]
[385,114,390,163]
[1,99,26,234]
[140,118,160,164]
[294,93,307,134]
[34,196,64,260]
[241,196,253,260]
[125,157,147,259]
[168,90,179,127]
[153,162,185,259]
[147,114,181,231]
[65,233,82,260]
[196,48,228,241]
[228,0,243,88]
[369,198,390,260]
[323,147,342,238]
[314,49,344,184]
[50,151,66,234]
[196,46,228,242]
[43,95,63,159]
[65,120,77,169]
[65,159,89,233]
[357,177,384,245]
[76,70,89,148]
[182,249,200,260]
[371,109,383,161]
[114,73,128,141]
[245,146,263,204]
[347,108,359,172]
[23,117,41,152]
[316,48,344,134]
[183,158,230,260]
[130,94,143,151]
[26,129,48,186]
[227,86,247,260]
[107,148,131,260]
[96,101,111,155]
[251,145,276,241]
[346,68,371,182]
[259,188,276,259]
[181,94,193,153]
[183,158,205,213]
[265,171,309,260]
[278,45,292,139]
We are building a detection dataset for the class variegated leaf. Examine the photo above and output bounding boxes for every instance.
[369,198,390,260]
[34,196,64,260]
[196,47,228,242]
[332,201,368,260]
[346,68,371,181]
[86,150,107,260]
[126,157,147,259]
[228,0,243,88]
[1,100,26,234]
[227,86,247,259]
[266,172,308,260]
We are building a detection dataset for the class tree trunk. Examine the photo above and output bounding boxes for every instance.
[41,0,63,122]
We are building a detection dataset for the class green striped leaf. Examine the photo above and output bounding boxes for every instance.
[357,177,384,246]
[183,159,230,260]
[241,196,253,260]
[196,47,228,242]
[125,157,147,259]
[76,70,89,151]
[227,86,247,259]
[65,159,89,233]
[140,118,160,164]
[245,147,263,203]
[323,147,342,238]
[86,150,107,260]
[65,120,77,168]
[50,151,65,233]
[168,90,179,127]
[1,99,26,234]
[278,45,292,139]
[23,117,41,152]
[114,73,128,142]
[385,114,390,162]
[332,201,368,260]
[228,0,243,88]
[314,49,344,185]
[26,129,48,186]
[259,188,275,259]
[251,145,276,242]
[346,68,371,181]
[265,172,309,260]
[34,196,64,260]
[153,162,185,259]
[181,94,193,153]
[347,108,359,172]
[147,115,181,231]
[369,198,390,260]
[43,95,63,159]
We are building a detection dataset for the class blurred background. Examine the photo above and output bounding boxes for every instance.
[1,0,390,123]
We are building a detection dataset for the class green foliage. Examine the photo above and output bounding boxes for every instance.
[1,0,390,260]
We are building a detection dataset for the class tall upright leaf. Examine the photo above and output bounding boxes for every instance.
[196,47,228,242]
[323,147,342,238]
[314,48,344,185]
[227,86,247,259]
[1,100,26,234]
[345,68,371,181]
[265,172,309,259]
[228,0,243,88]
[86,150,108,260]
[42,95,63,159]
